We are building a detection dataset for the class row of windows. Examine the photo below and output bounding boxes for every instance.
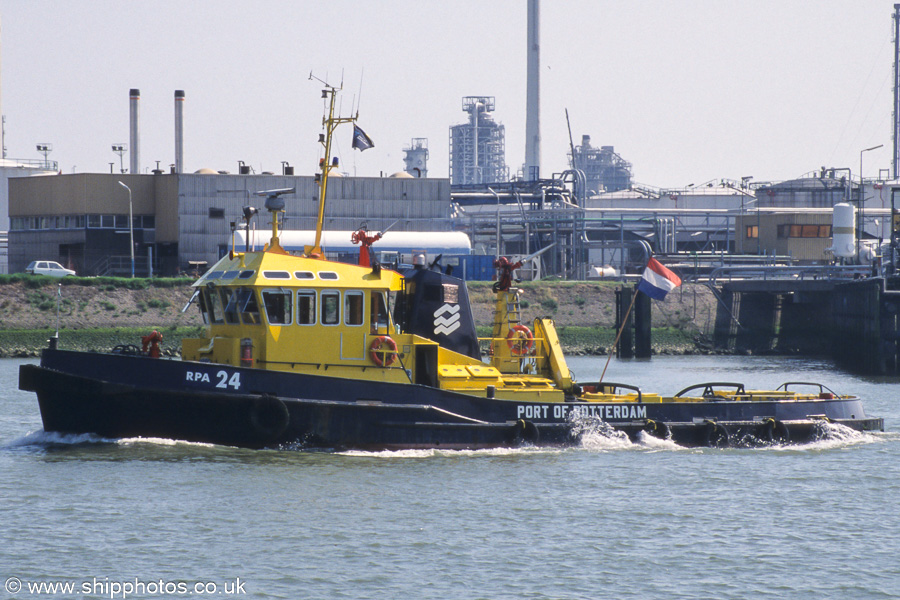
[10,214,155,231]
[778,224,832,239]
[199,287,390,329]
[12,216,85,231]
[203,269,340,282]
[745,224,833,239]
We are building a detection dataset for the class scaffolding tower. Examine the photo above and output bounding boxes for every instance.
[450,96,509,185]
[569,135,633,194]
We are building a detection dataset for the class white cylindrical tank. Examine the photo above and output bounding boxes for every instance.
[832,202,856,258]
[589,265,618,278]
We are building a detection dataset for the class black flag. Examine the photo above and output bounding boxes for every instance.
[352,124,374,151]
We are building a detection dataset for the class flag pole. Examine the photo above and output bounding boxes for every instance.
[56,282,61,337]
[599,284,638,385]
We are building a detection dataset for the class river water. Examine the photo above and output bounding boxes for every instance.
[2,355,899,600]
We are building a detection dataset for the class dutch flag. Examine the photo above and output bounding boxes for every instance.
[637,257,682,300]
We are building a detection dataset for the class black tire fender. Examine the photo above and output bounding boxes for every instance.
[511,419,540,446]
[643,419,670,440]
[760,418,790,444]
[249,394,290,439]
[705,422,730,448]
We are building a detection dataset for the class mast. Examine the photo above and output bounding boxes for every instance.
[307,81,358,258]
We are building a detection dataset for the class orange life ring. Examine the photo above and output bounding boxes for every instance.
[506,325,534,356]
[369,335,398,367]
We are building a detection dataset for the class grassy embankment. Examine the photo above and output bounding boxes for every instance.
[0,275,711,357]
[0,274,202,357]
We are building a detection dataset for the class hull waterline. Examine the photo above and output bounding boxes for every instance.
[20,350,884,450]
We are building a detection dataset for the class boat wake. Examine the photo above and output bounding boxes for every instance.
[2,430,218,451]
[116,436,216,449]
[2,429,114,449]
[338,446,558,459]
[326,418,893,458]
[569,415,682,452]
[775,420,885,452]
[5,421,887,457]
[568,416,887,453]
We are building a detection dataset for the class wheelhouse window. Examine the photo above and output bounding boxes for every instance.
[235,288,261,325]
[322,291,340,325]
[371,291,391,332]
[262,271,291,279]
[345,291,364,326]
[197,291,211,324]
[220,288,240,324]
[262,289,293,325]
[205,288,225,324]
[297,291,316,325]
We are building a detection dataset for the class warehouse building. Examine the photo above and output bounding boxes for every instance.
[8,171,452,277]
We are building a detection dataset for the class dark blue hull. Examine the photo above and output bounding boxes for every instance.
[20,349,884,450]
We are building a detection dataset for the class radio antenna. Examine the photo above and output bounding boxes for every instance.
[308,72,341,90]
[356,68,365,118]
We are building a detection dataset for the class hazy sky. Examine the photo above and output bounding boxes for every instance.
[1,0,896,188]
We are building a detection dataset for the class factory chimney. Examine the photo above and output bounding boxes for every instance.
[1,14,4,159]
[893,4,900,178]
[524,0,541,181]
[175,90,185,174]
[129,89,140,174]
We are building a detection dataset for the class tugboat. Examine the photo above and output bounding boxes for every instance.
[19,85,884,450]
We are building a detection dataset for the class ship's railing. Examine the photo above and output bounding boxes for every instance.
[478,335,550,366]
[707,264,873,286]
[1,157,59,171]
[89,255,156,277]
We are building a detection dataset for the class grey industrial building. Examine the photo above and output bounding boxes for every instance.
[8,171,452,277]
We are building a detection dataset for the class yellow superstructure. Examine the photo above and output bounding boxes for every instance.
[181,245,583,401]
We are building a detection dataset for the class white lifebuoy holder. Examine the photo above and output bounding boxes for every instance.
[369,336,398,367]
[506,325,534,356]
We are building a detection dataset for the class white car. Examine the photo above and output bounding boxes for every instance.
[25,261,76,277]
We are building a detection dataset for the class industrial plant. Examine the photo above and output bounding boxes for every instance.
[4,1,900,374]
[3,2,897,281]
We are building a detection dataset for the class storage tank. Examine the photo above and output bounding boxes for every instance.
[832,202,856,258]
